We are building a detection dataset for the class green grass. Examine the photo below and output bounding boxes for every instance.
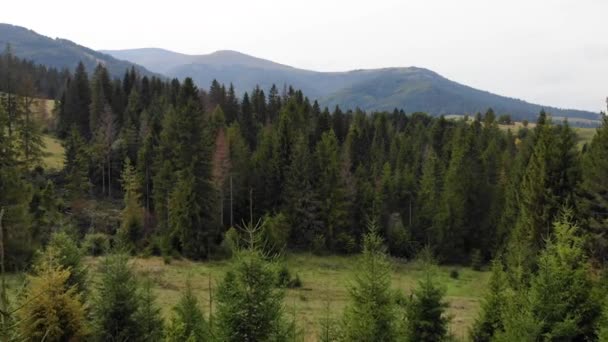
[77,254,488,341]
[42,134,64,170]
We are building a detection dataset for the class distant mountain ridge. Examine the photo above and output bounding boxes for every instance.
[0,23,598,122]
[104,48,600,122]
[0,24,158,79]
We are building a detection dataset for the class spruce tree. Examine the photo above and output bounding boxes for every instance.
[92,254,142,341]
[134,280,164,342]
[47,232,88,296]
[166,281,208,341]
[526,212,602,340]
[578,114,608,263]
[470,260,508,342]
[315,130,350,251]
[283,134,323,248]
[404,249,450,342]
[341,221,397,342]
[118,157,144,251]
[60,62,91,139]
[63,126,90,201]
[18,248,88,341]
[215,222,292,342]
[168,168,203,259]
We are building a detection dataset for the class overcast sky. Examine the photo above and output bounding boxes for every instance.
[3,0,607,112]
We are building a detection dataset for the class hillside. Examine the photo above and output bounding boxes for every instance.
[0,24,157,78]
[104,48,601,122]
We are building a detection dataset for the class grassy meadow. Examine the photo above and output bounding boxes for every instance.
[77,254,487,341]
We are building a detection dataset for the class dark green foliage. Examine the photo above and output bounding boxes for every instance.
[83,233,111,256]
[470,260,508,342]
[63,126,90,200]
[341,221,397,341]
[526,213,602,340]
[46,231,87,296]
[261,212,290,255]
[599,299,608,342]
[136,280,164,342]
[216,248,292,341]
[578,114,608,263]
[118,157,144,251]
[92,254,142,341]
[166,281,208,341]
[404,258,450,342]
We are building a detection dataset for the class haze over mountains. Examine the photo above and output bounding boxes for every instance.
[102,47,601,122]
[1,23,599,122]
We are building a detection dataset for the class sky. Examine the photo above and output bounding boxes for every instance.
[3,0,608,112]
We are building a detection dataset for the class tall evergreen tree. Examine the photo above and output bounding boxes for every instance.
[578,114,608,263]
[92,254,142,342]
[59,62,91,139]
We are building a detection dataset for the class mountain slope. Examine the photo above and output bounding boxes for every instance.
[104,48,599,121]
[0,24,157,78]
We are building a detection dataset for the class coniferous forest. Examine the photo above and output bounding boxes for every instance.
[0,45,607,342]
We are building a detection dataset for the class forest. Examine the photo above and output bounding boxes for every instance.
[0,45,607,341]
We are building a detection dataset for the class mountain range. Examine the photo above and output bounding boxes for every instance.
[0,24,157,78]
[0,23,599,122]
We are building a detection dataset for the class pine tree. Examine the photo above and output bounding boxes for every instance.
[135,280,164,342]
[118,157,144,251]
[166,281,208,341]
[226,123,251,227]
[526,212,602,340]
[470,260,508,342]
[18,247,88,341]
[89,64,111,136]
[59,62,91,139]
[168,168,203,259]
[63,126,90,201]
[341,221,397,342]
[30,180,62,246]
[215,222,292,342]
[92,254,142,341]
[47,232,88,296]
[416,149,443,244]
[284,134,323,248]
[240,92,257,149]
[404,250,450,342]
[315,130,350,251]
[15,77,44,168]
[509,116,580,272]
[0,97,33,270]
[434,123,477,262]
[578,114,608,263]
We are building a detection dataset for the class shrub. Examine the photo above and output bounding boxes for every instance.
[276,264,292,287]
[288,274,302,289]
[335,232,357,254]
[83,233,111,256]
[450,269,460,279]
[262,213,290,255]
